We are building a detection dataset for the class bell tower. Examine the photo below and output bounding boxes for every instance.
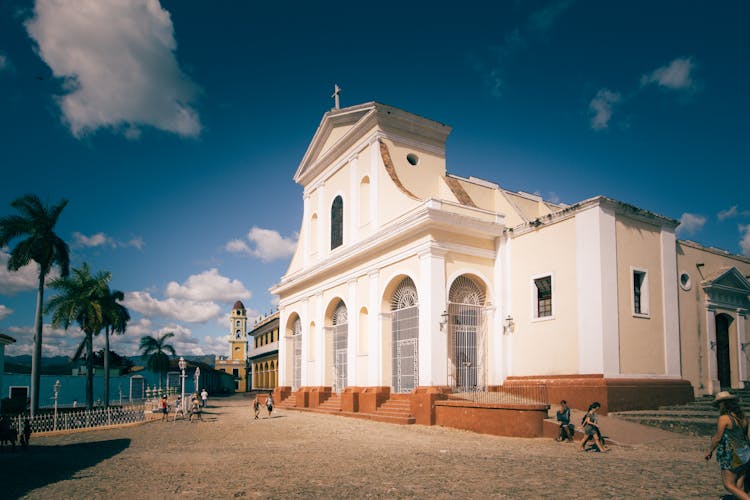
[229,300,248,361]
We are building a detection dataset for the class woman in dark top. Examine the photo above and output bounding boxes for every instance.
[577,402,608,452]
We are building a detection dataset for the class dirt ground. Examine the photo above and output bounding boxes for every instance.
[0,394,728,499]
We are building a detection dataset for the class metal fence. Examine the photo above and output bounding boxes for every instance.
[445,384,549,406]
[9,404,146,434]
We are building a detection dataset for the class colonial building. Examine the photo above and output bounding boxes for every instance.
[248,312,279,391]
[214,300,249,392]
[270,101,750,413]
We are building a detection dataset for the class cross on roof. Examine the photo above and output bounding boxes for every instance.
[332,84,341,110]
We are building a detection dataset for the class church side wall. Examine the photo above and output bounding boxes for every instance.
[508,218,579,375]
[615,217,666,375]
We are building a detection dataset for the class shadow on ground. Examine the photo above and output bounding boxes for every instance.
[0,438,130,498]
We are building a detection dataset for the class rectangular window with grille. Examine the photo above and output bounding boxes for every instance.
[632,268,649,316]
[534,276,552,318]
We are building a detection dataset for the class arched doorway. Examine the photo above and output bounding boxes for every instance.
[391,277,419,393]
[447,275,487,390]
[716,314,733,388]
[331,301,348,393]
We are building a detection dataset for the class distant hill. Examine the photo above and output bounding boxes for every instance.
[4,355,73,374]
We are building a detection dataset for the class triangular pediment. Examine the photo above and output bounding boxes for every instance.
[703,267,750,294]
[293,103,378,185]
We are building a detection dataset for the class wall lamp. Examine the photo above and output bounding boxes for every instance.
[504,314,514,333]
[439,310,449,331]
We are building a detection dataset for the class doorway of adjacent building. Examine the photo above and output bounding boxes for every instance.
[716,313,732,388]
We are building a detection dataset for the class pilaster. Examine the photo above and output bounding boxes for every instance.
[418,249,447,386]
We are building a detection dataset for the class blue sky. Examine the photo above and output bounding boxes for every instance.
[1,0,748,358]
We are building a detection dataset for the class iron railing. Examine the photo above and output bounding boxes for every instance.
[9,404,146,434]
[445,384,549,406]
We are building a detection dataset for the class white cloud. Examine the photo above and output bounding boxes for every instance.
[740,225,750,258]
[5,323,84,357]
[72,231,144,250]
[641,57,696,91]
[202,334,230,356]
[226,227,297,263]
[0,304,13,320]
[0,249,60,295]
[676,212,707,236]
[718,206,738,221]
[123,291,222,323]
[589,89,621,131]
[25,0,201,138]
[166,268,251,302]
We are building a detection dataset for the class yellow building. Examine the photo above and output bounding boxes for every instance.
[249,312,279,391]
[214,300,249,392]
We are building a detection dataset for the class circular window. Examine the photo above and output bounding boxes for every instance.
[406,153,419,166]
[679,271,692,291]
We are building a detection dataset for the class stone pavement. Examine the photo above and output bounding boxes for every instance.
[0,394,728,499]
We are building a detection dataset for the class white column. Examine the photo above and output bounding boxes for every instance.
[418,249,447,386]
[368,270,380,386]
[492,234,509,384]
[736,310,747,387]
[303,193,311,268]
[315,293,325,386]
[661,227,681,377]
[706,307,718,394]
[347,279,357,387]
[317,184,326,257]
[370,139,380,230]
[349,156,359,243]
[301,298,310,387]
[576,203,619,376]
[278,307,289,386]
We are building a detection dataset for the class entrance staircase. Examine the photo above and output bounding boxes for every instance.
[354,393,415,425]
[278,392,296,409]
[612,388,750,437]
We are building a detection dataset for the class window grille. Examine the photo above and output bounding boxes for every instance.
[331,196,343,250]
[391,278,419,393]
[634,271,644,314]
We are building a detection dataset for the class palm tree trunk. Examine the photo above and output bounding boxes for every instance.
[86,332,94,409]
[104,326,110,407]
[30,273,45,417]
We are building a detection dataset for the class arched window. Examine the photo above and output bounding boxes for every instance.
[310,213,318,256]
[332,301,348,393]
[331,195,343,250]
[447,275,487,390]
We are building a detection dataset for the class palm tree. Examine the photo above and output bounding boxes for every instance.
[100,288,130,407]
[0,194,69,416]
[46,263,110,409]
[139,332,176,389]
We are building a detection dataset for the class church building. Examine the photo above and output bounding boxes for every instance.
[270,101,750,413]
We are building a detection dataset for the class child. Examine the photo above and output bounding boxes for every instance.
[253,396,260,420]
[160,395,168,421]
[266,393,274,418]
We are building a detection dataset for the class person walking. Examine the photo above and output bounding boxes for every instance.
[253,395,261,420]
[200,388,208,408]
[577,402,608,452]
[189,394,203,423]
[266,393,274,418]
[160,394,168,422]
[705,391,750,499]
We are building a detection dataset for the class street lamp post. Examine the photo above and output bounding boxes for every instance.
[178,357,187,414]
[194,366,201,396]
[53,379,61,431]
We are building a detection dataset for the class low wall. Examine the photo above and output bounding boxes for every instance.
[434,401,549,437]
[504,375,694,414]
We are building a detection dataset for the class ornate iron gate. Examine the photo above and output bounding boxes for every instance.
[447,276,487,390]
[332,302,348,394]
[292,318,302,391]
[391,277,419,393]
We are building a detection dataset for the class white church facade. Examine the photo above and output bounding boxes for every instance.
[271,101,750,413]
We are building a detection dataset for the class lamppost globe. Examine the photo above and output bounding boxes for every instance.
[178,356,186,372]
